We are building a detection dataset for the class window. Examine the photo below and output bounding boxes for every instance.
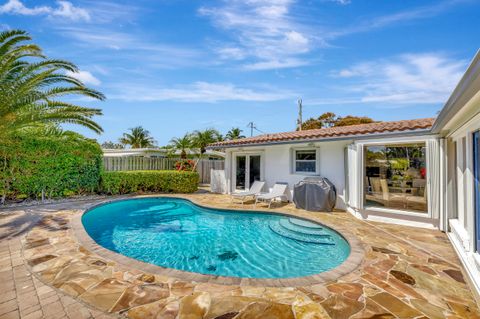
[294,149,317,173]
[364,143,427,213]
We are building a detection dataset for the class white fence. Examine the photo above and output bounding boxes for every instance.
[102,157,225,184]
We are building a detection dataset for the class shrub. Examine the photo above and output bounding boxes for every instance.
[100,170,199,195]
[2,132,103,200]
[175,159,195,171]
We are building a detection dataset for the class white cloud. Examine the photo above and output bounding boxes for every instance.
[199,1,463,71]
[108,82,294,103]
[0,0,90,21]
[244,58,309,71]
[325,0,351,4]
[328,53,466,105]
[327,0,464,40]
[58,27,128,50]
[216,47,246,60]
[80,0,138,24]
[285,30,309,46]
[66,70,101,86]
[0,0,50,15]
[199,0,314,70]
[51,1,90,21]
[58,27,205,69]
[333,63,374,78]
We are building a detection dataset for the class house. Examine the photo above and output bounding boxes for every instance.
[208,50,480,294]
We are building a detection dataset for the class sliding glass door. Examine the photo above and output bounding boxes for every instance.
[235,156,246,190]
[474,131,480,252]
[235,154,262,191]
[249,155,261,187]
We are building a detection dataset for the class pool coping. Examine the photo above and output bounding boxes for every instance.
[70,195,365,287]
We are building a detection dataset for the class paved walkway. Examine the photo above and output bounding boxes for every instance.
[1,194,479,319]
[0,203,116,319]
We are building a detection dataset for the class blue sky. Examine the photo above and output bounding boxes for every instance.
[1,0,479,145]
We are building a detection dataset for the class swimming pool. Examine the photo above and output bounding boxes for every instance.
[82,197,351,279]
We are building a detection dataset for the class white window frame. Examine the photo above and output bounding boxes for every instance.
[291,147,320,175]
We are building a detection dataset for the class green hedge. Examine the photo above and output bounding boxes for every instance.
[100,170,199,194]
[3,132,102,200]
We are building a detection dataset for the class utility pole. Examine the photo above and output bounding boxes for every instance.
[246,122,264,137]
[297,98,303,131]
[247,122,255,137]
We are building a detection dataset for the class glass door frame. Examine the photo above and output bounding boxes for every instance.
[356,136,433,218]
[451,123,480,254]
[473,130,480,252]
[232,152,264,192]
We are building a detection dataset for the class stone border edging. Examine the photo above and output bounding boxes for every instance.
[71,195,365,287]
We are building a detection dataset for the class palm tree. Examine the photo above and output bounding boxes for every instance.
[169,134,192,159]
[119,126,156,148]
[191,128,222,156]
[101,141,124,149]
[0,30,105,138]
[225,127,245,140]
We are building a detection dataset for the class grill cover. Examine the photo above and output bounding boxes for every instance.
[293,177,337,212]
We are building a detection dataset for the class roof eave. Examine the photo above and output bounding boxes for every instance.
[431,49,480,133]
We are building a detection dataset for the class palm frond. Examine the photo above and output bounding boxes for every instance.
[0,29,105,136]
[0,29,29,43]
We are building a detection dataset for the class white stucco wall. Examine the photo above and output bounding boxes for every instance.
[225,134,441,220]
[226,140,351,210]
[446,110,480,298]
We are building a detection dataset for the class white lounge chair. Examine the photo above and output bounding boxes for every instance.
[231,181,265,204]
[255,183,288,208]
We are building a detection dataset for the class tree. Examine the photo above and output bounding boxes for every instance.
[299,112,375,130]
[0,29,105,204]
[191,129,222,156]
[335,115,375,127]
[225,127,245,140]
[0,30,105,138]
[300,112,337,130]
[119,126,156,148]
[301,118,323,130]
[169,134,192,159]
[101,141,124,149]
[318,112,338,128]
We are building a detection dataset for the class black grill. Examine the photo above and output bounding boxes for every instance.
[293,177,337,212]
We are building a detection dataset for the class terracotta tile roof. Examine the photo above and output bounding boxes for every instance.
[209,118,435,148]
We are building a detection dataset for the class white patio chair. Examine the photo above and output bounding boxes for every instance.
[255,183,288,208]
[231,181,265,204]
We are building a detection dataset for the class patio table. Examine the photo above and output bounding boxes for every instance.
[389,186,420,195]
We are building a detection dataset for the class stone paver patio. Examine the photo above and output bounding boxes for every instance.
[1,192,479,319]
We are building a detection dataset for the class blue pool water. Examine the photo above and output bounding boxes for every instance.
[82,197,350,278]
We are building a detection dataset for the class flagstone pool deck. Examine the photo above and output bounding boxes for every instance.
[0,192,479,319]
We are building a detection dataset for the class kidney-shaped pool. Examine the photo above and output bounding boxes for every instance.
[82,197,351,279]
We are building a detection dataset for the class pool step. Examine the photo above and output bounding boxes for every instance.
[278,219,325,235]
[269,221,334,245]
[288,218,323,229]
